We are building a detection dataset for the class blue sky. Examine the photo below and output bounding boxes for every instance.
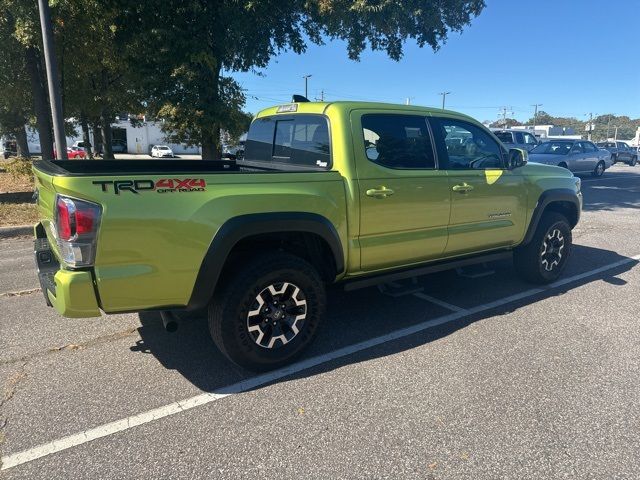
[234,0,640,123]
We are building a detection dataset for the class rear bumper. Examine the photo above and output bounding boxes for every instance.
[34,223,101,318]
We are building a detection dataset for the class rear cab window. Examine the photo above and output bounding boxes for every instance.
[242,114,331,170]
[494,131,514,144]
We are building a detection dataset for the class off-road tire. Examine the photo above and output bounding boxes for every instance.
[208,252,326,371]
[514,212,572,284]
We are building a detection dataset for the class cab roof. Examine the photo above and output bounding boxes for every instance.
[255,100,478,123]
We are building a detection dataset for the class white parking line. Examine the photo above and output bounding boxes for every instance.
[2,253,639,471]
[413,292,468,313]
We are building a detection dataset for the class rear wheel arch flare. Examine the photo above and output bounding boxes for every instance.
[188,212,344,311]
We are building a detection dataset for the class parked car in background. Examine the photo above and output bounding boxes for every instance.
[1,139,17,159]
[221,144,245,160]
[53,146,87,159]
[596,141,637,166]
[112,140,127,153]
[528,139,611,176]
[151,145,174,158]
[72,141,90,151]
[492,129,539,151]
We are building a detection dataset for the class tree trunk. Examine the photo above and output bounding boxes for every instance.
[80,113,93,159]
[100,110,114,159]
[15,125,30,158]
[24,46,54,160]
[92,122,102,157]
[201,124,221,160]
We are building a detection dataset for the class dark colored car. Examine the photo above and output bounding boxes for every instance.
[596,141,637,166]
[112,140,127,153]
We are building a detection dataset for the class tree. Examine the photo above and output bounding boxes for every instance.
[0,0,54,159]
[55,0,144,159]
[120,0,486,159]
[489,118,522,128]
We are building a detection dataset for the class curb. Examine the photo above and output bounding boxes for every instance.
[0,225,33,239]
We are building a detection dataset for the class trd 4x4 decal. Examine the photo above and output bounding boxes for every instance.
[93,179,206,194]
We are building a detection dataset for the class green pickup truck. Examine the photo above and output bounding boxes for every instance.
[32,101,582,370]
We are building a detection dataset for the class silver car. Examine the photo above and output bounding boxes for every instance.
[492,129,540,151]
[528,139,612,177]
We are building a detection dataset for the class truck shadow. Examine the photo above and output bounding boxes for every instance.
[133,244,638,394]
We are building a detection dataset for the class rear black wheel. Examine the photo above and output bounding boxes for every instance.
[208,252,326,371]
[514,212,572,284]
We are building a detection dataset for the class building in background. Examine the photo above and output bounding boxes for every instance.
[511,125,580,140]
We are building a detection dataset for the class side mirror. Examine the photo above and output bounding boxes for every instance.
[508,148,527,169]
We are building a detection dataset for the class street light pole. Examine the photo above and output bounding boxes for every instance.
[303,75,312,99]
[439,91,451,110]
[37,0,67,160]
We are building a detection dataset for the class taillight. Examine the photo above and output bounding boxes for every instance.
[55,195,102,267]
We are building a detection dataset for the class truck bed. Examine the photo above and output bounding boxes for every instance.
[33,159,324,176]
[34,159,243,176]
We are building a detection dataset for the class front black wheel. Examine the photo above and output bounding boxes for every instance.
[208,252,326,371]
[630,156,637,167]
[592,161,605,177]
[514,212,572,284]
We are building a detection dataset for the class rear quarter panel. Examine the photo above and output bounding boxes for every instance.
[50,172,347,313]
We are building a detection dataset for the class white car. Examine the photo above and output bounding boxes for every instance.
[151,145,174,158]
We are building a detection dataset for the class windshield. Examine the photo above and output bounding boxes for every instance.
[529,141,572,155]
[494,132,513,143]
[158,146,169,150]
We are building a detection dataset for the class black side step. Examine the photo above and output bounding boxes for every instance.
[343,251,512,291]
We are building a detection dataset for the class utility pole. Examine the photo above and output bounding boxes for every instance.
[318,90,324,102]
[439,91,451,110]
[37,0,67,159]
[586,112,594,141]
[614,125,619,142]
[405,97,414,105]
[303,74,312,99]
[499,106,513,129]
[531,103,542,131]
[606,114,612,139]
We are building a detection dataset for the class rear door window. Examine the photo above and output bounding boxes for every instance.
[514,132,525,144]
[360,114,435,169]
[244,114,331,170]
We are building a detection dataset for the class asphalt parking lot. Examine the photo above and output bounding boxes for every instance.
[1,166,639,479]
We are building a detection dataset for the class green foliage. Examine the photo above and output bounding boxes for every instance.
[525,111,640,140]
[119,0,486,156]
[0,2,32,137]
[489,118,523,128]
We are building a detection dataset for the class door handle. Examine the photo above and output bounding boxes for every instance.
[366,187,395,198]
[452,183,474,193]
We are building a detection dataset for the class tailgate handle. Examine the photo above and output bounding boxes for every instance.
[366,187,395,198]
